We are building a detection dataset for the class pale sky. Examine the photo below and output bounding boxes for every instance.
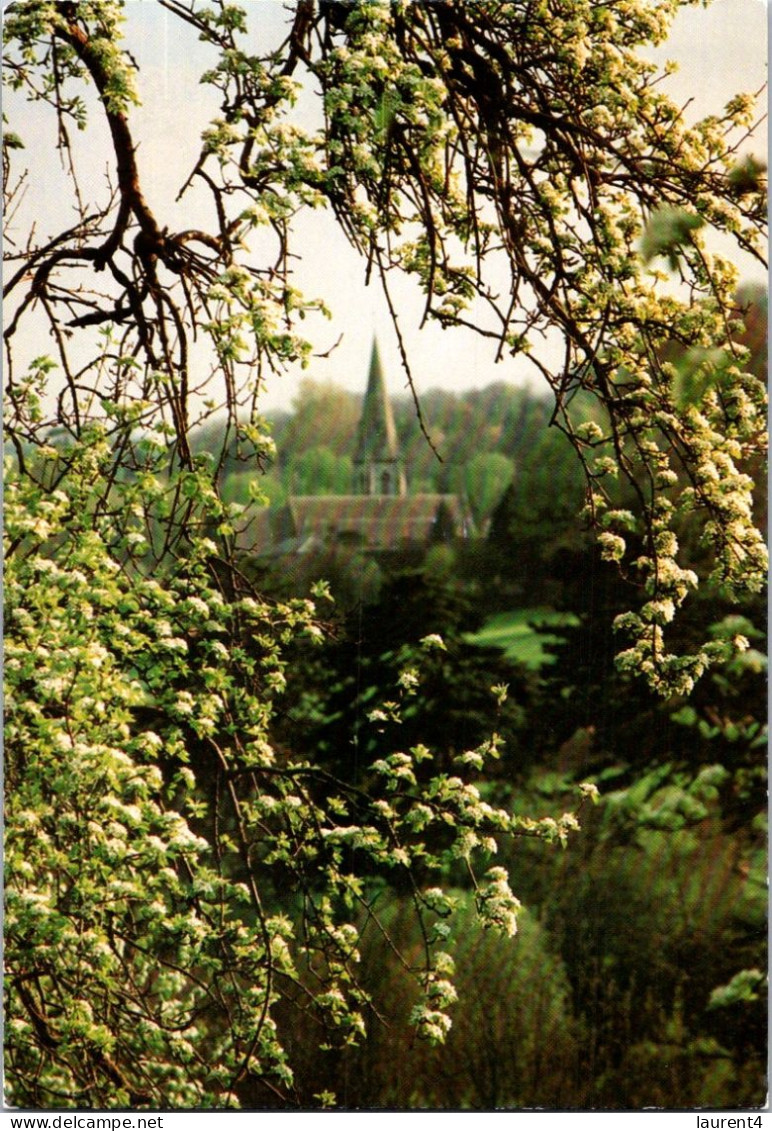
[5,0,768,414]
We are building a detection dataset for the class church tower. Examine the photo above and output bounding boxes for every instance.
[353,340,407,496]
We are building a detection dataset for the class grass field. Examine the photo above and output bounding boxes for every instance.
[467,608,580,669]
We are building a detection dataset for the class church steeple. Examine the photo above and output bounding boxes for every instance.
[353,339,407,496]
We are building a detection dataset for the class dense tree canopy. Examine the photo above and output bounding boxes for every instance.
[3,0,766,1110]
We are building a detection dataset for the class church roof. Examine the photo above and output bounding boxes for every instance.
[353,340,401,465]
[237,494,470,556]
[288,495,467,549]
[234,340,474,559]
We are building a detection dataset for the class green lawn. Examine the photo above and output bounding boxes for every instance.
[467,607,580,669]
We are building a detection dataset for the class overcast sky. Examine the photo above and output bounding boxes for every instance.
[6,0,768,414]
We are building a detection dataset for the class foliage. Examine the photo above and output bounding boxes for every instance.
[273,568,537,784]
[266,893,581,1108]
[278,380,361,461]
[3,0,767,1110]
[6,440,585,1106]
[489,544,767,1107]
[288,444,353,495]
[222,467,287,509]
[467,608,581,670]
[458,451,514,528]
[507,810,767,1109]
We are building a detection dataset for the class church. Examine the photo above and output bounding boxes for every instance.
[238,340,471,561]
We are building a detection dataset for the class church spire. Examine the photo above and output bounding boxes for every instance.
[353,339,407,496]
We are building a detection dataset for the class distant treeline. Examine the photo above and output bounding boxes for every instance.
[196,281,767,530]
[201,380,595,530]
